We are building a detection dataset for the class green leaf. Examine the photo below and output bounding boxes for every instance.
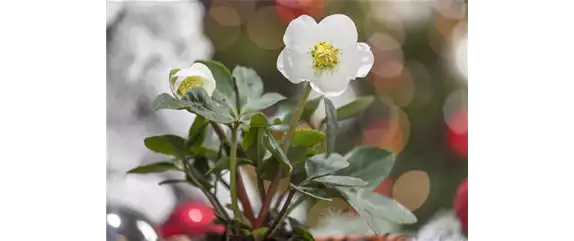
[336,96,375,121]
[324,98,338,155]
[196,60,237,109]
[301,96,323,123]
[151,93,187,111]
[335,146,395,189]
[232,66,264,107]
[313,175,368,187]
[289,158,308,185]
[144,135,188,159]
[291,129,325,147]
[241,112,282,127]
[181,88,235,123]
[263,130,293,174]
[127,162,182,174]
[193,156,211,178]
[258,157,283,180]
[288,146,311,164]
[252,227,269,241]
[242,127,268,166]
[158,179,186,185]
[305,153,348,179]
[211,90,235,111]
[336,187,417,227]
[293,226,315,241]
[245,92,287,111]
[188,116,208,149]
[207,157,254,175]
[191,146,219,160]
[291,184,332,201]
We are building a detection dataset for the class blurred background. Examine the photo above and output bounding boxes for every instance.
[106,0,467,240]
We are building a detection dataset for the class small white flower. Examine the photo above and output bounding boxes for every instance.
[171,62,216,98]
[277,14,374,97]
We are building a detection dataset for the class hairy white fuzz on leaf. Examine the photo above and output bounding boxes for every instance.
[415,211,467,241]
[310,208,400,236]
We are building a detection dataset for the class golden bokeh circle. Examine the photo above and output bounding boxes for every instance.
[209,5,241,27]
[362,106,411,155]
[246,6,286,50]
[210,0,256,25]
[204,13,241,50]
[392,170,431,211]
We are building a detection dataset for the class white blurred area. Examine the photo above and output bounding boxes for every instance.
[449,22,468,82]
[106,0,241,224]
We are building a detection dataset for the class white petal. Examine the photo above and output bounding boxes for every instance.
[317,14,358,47]
[355,42,374,78]
[175,62,213,79]
[172,62,217,97]
[171,76,186,96]
[277,48,313,84]
[310,73,352,97]
[284,15,317,52]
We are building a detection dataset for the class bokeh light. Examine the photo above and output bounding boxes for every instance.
[374,69,415,108]
[449,22,468,81]
[447,118,470,158]
[209,0,256,26]
[435,0,467,20]
[107,213,122,228]
[367,33,404,79]
[443,88,467,158]
[204,13,241,50]
[362,107,411,154]
[392,170,431,211]
[363,15,406,45]
[276,0,325,24]
[209,5,241,27]
[443,89,468,134]
[247,6,286,50]
[373,178,394,198]
[405,61,434,108]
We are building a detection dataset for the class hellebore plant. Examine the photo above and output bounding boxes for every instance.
[128,14,416,241]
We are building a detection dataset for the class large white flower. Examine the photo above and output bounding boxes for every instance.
[277,14,374,97]
[171,62,217,98]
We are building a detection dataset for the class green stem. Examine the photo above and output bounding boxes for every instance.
[254,83,313,229]
[265,189,296,238]
[229,122,241,231]
[281,83,313,154]
[184,161,230,221]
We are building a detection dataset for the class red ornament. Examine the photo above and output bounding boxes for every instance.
[159,201,224,239]
[275,0,324,24]
[454,178,468,231]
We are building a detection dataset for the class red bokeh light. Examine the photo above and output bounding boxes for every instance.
[447,110,468,157]
[275,0,324,24]
[454,178,468,230]
[373,178,394,197]
[159,201,224,239]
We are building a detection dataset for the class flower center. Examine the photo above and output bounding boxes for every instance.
[177,76,204,96]
[310,41,342,73]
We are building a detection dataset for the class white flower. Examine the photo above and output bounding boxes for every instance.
[277,14,374,97]
[171,62,217,98]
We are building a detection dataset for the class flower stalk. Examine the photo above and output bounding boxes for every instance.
[254,82,313,228]
[229,122,241,231]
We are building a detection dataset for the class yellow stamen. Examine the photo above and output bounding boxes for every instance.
[177,76,204,96]
[310,41,342,74]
